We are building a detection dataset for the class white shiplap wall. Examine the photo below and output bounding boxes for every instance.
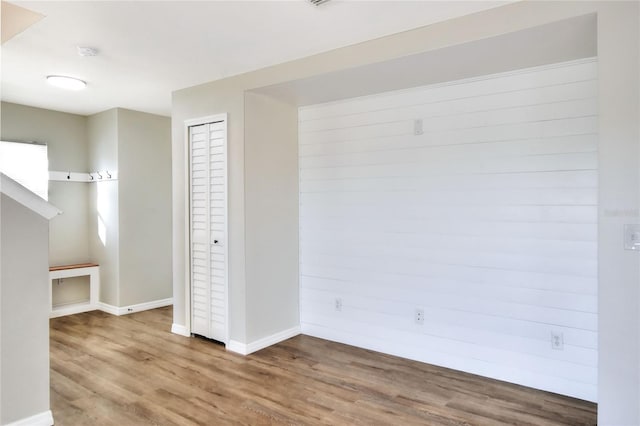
[298,58,598,402]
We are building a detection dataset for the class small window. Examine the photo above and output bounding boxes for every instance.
[0,141,49,200]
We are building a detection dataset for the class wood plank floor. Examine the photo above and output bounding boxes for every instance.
[50,307,596,425]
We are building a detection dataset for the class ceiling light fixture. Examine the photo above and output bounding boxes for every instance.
[46,75,86,90]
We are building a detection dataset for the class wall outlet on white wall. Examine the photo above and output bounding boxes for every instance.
[623,224,640,250]
[334,297,342,312]
[551,331,564,350]
[415,308,425,324]
[413,118,424,135]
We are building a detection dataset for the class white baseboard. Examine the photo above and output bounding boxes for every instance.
[98,298,173,316]
[227,325,300,356]
[226,340,248,355]
[50,301,97,318]
[171,323,190,337]
[96,302,119,316]
[4,410,54,426]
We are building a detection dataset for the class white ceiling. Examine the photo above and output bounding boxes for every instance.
[1,1,511,117]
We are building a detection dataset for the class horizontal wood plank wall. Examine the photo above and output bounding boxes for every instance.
[298,58,598,402]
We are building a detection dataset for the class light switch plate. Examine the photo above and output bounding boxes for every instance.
[623,224,640,250]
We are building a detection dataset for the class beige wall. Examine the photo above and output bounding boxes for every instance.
[596,3,640,421]
[1,102,91,304]
[172,2,639,423]
[0,194,51,424]
[117,108,172,306]
[244,92,299,342]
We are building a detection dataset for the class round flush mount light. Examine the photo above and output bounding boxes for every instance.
[46,75,87,90]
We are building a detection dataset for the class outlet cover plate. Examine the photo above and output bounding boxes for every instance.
[551,331,564,350]
[624,224,640,250]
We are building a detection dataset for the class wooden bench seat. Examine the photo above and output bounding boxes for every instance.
[49,262,99,272]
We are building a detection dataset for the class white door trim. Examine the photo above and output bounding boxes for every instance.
[183,113,229,343]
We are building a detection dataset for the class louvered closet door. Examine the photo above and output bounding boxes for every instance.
[189,120,227,343]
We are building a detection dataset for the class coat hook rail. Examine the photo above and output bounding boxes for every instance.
[49,170,118,182]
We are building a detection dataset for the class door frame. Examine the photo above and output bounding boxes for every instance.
[183,113,229,343]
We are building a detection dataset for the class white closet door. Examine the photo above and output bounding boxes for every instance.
[189,119,227,343]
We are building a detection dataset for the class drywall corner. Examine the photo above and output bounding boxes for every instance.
[87,109,120,306]
[117,109,172,307]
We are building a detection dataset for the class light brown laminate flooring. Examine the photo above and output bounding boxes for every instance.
[50,307,596,425]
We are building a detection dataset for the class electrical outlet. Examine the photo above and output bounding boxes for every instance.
[334,298,342,312]
[624,224,640,250]
[551,331,564,350]
[415,308,425,325]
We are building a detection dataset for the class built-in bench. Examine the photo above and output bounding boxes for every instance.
[49,263,100,318]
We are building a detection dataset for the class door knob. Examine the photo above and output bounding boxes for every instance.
[214,240,219,244]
